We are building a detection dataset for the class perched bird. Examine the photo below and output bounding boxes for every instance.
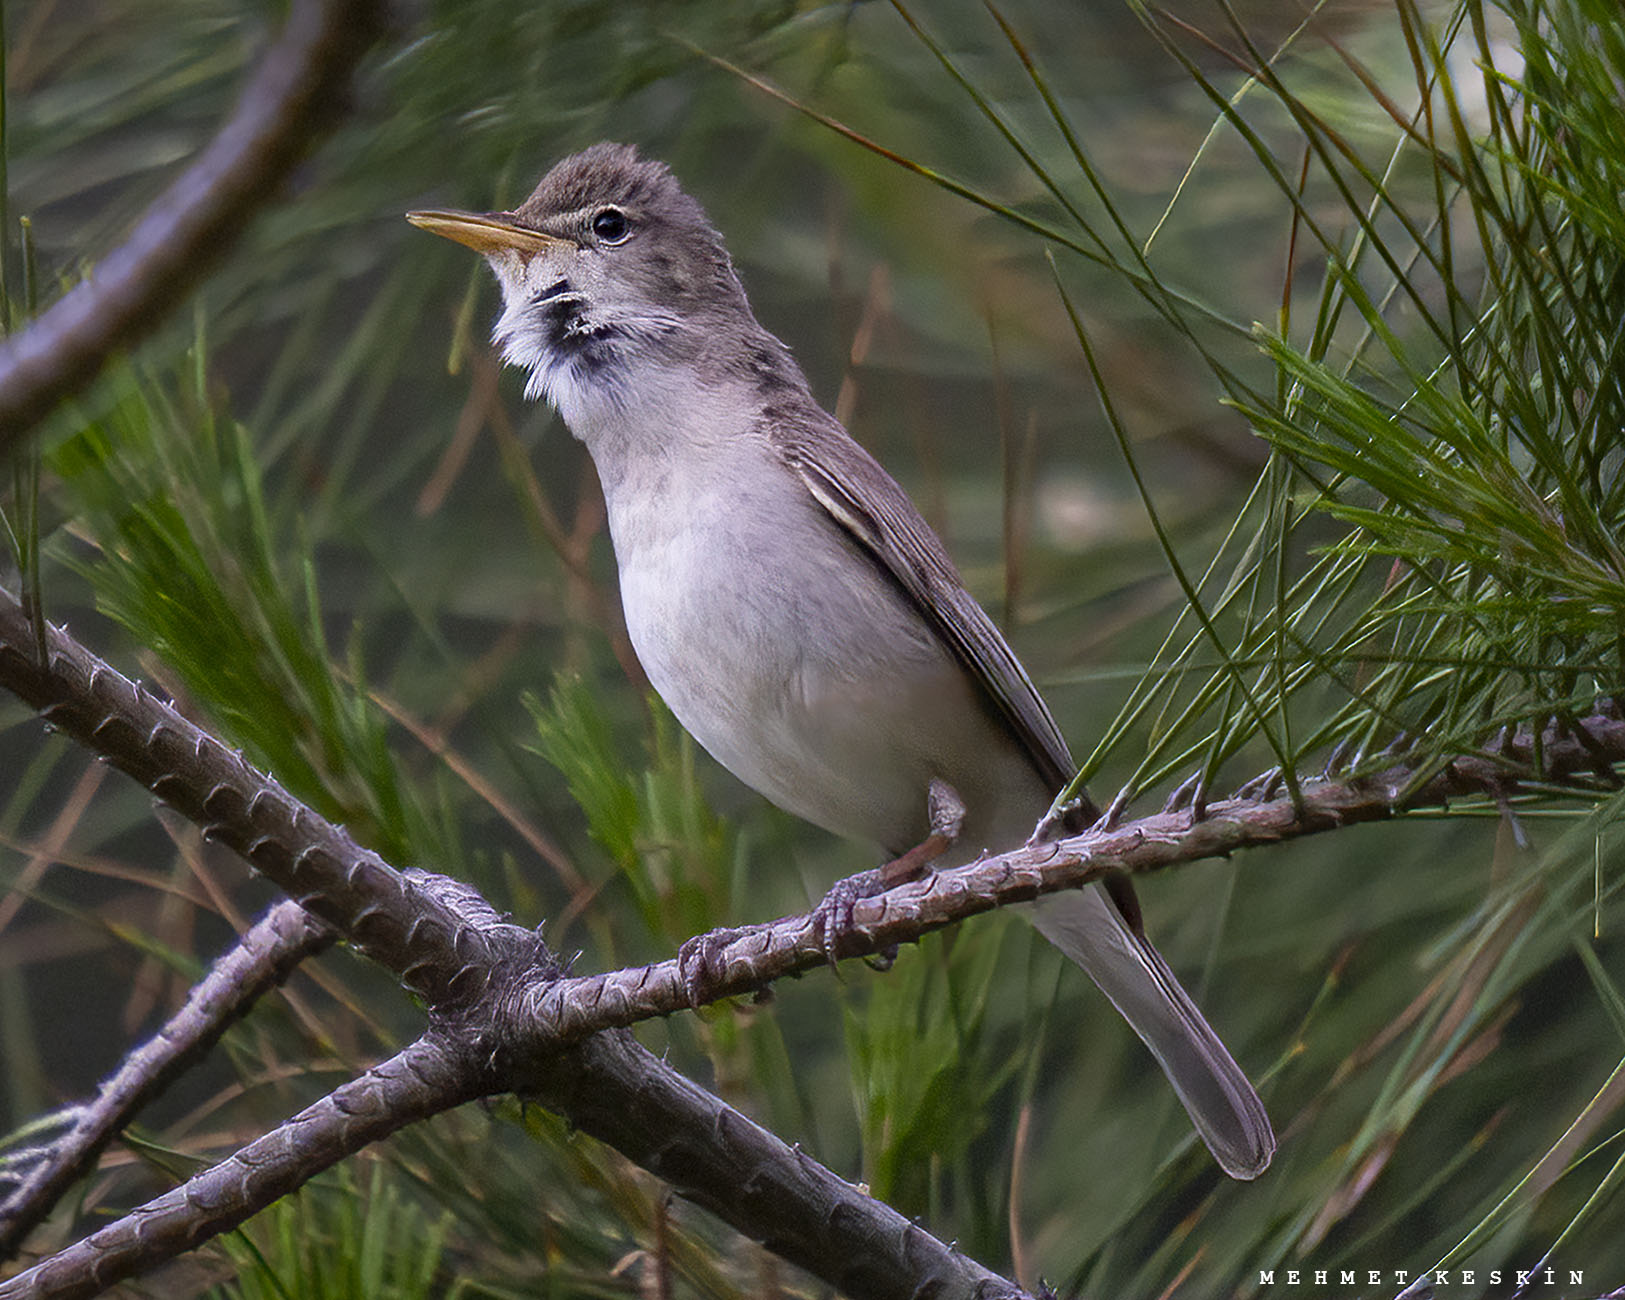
[409,143,1274,1179]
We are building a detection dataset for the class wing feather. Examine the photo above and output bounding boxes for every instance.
[772,408,1075,794]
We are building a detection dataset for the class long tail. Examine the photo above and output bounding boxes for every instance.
[1032,886,1275,1180]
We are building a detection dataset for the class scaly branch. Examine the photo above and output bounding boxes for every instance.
[0,1036,481,1300]
[0,583,1031,1300]
[0,586,527,1008]
[501,711,1625,1034]
[0,900,333,1258]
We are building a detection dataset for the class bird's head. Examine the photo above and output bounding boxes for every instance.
[409,143,745,417]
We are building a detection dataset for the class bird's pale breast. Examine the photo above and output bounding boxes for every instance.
[601,435,1044,858]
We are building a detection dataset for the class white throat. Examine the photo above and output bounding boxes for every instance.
[487,252,685,437]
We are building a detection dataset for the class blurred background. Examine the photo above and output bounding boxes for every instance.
[3,0,1622,1295]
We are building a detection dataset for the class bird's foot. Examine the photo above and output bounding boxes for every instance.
[810,777,966,968]
[808,868,888,968]
[675,925,758,1009]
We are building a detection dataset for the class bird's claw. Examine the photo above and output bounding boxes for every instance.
[1321,737,1357,780]
[675,925,754,1008]
[808,778,965,968]
[810,868,887,968]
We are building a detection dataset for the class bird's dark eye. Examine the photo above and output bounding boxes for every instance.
[591,207,630,244]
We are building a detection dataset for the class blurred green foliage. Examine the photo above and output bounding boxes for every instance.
[215,1162,453,1300]
[3,0,1624,1296]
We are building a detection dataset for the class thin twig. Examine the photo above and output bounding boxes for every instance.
[0,0,383,446]
[8,584,1624,1054]
[0,584,524,1009]
[0,900,333,1258]
[0,1035,477,1300]
[505,715,1625,1038]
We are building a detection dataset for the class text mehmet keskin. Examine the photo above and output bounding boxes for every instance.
[1258,1266,1583,1288]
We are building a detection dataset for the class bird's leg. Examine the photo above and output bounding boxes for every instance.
[881,777,968,886]
[810,777,966,969]
[676,780,966,1004]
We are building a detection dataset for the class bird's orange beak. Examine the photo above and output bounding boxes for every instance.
[405,209,567,256]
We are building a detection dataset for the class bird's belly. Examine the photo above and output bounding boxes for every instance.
[618,534,916,840]
[615,517,1046,858]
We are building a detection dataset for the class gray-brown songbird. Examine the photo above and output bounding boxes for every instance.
[409,143,1274,1179]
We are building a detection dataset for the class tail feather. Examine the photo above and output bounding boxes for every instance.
[1033,886,1275,1180]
